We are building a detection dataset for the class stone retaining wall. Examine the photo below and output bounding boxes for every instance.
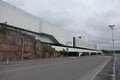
[0,28,60,61]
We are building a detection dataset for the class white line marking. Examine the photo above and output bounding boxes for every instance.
[90,58,111,80]
[79,58,111,80]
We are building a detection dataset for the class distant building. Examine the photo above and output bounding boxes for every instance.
[0,1,102,56]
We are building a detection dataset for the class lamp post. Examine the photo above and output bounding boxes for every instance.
[66,43,68,56]
[21,34,25,61]
[108,24,116,80]
[108,25,115,55]
[66,41,72,57]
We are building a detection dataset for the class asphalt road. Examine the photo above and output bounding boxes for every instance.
[0,56,111,80]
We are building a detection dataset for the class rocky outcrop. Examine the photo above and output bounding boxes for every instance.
[0,29,22,61]
[0,28,61,61]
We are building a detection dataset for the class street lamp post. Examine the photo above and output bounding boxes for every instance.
[21,35,25,61]
[66,43,68,56]
[108,25,116,80]
[66,41,72,57]
[108,25,115,55]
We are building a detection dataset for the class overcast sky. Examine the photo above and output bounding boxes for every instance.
[2,0,120,50]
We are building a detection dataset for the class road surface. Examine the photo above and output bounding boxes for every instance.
[0,56,111,80]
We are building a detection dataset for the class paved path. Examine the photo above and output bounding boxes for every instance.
[115,54,120,80]
[0,56,111,80]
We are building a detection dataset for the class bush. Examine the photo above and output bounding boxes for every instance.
[59,49,66,56]
[43,45,53,55]
[102,50,113,56]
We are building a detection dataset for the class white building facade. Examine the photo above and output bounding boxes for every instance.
[0,1,102,55]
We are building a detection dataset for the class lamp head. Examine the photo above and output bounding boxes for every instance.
[108,25,115,29]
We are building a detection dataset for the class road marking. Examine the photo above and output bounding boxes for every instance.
[79,58,111,80]
[90,58,111,80]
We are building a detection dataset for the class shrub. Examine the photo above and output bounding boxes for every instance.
[43,45,53,55]
[59,49,66,56]
[102,50,113,56]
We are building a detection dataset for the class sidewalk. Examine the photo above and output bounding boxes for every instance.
[0,57,68,66]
